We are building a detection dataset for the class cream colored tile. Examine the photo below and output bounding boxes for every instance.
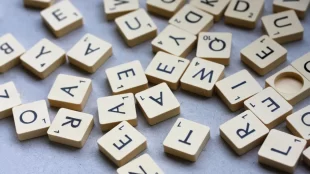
[291,52,310,81]
[21,38,66,79]
[0,34,25,73]
[265,65,310,105]
[147,0,186,18]
[106,60,148,95]
[215,69,262,111]
[12,100,50,141]
[115,9,157,47]
[224,0,265,29]
[117,154,164,174]
[67,33,112,73]
[145,51,190,90]
[0,82,22,119]
[97,121,147,167]
[97,93,137,131]
[24,0,55,9]
[273,0,310,19]
[135,83,180,125]
[197,32,232,65]
[48,74,92,111]
[163,118,210,161]
[181,57,225,97]
[244,87,293,129]
[41,0,83,38]
[220,110,269,155]
[104,0,139,20]
[303,147,310,166]
[169,5,214,35]
[152,25,197,58]
[262,10,304,44]
[258,129,306,173]
[47,108,94,148]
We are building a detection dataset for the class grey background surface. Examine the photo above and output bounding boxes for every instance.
[0,0,310,173]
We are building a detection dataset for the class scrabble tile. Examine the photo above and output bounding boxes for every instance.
[146,0,186,18]
[181,57,225,97]
[286,105,310,146]
[303,147,310,166]
[224,0,265,29]
[12,100,50,141]
[273,0,310,19]
[163,118,210,161]
[97,93,137,131]
[104,0,139,20]
[24,0,55,9]
[215,69,262,111]
[48,74,92,111]
[145,51,190,90]
[258,129,306,173]
[241,35,287,76]
[261,10,304,44]
[190,0,231,22]
[220,110,269,155]
[0,34,25,73]
[244,87,293,129]
[97,121,147,167]
[67,33,112,73]
[152,25,197,58]
[41,0,83,38]
[135,83,180,125]
[115,9,157,47]
[117,154,164,174]
[20,38,66,79]
[291,52,310,81]
[0,82,21,119]
[196,32,232,65]
[47,108,94,148]
[106,60,148,95]
[169,5,214,35]
[265,65,310,105]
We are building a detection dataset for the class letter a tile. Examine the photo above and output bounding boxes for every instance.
[291,52,310,81]
[0,82,22,119]
[24,0,55,9]
[273,0,310,19]
[104,0,139,20]
[147,0,186,18]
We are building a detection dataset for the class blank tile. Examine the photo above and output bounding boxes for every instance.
[258,129,306,173]
[215,69,262,111]
[152,25,197,58]
[106,60,148,95]
[197,32,232,65]
[244,87,293,129]
[181,57,225,97]
[21,38,66,79]
[169,4,214,35]
[0,82,22,119]
[220,110,269,155]
[104,0,139,20]
[97,121,147,167]
[12,100,50,141]
[48,74,92,111]
[262,10,304,44]
[41,0,83,38]
[47,108,94,148]
[147,0,186,18]
[145,51,190,90]
[97,93,137,131]
[273,0,310,19]
[303,147,310,166]
[115,9,157,47]
[291,52,310,81]
[163,118,210,162]
[67,33,112,73]
[24,0,55,9]
[135,83,180,125]
[0,34,25,73]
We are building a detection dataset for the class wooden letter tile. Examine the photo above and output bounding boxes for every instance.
[135,83,180,125]
[67,33,112,73]
[145,51,190,90]
[146,0,186,18]
[303,147,310,166]
[163,118,210,162]
[115,9,157,47]
[97,121,147,166]
[47,108,94,148]
[24,0,55,9]
[273,0,310,19]
[291,52,310,81]
[12,100,50,141]
[258,129,306,173]
[181,57,225,97]
[215,69,262,111]
[104,0,139,20]
[0,82,22,119]
[48,74,92,111]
